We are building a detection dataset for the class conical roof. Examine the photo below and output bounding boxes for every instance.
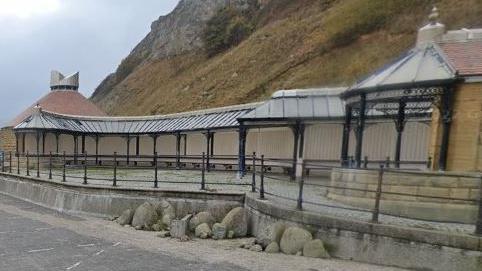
[8,90,106,127]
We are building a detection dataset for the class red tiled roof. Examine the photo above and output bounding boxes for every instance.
[8,90,106,127]
[438,40,482,76]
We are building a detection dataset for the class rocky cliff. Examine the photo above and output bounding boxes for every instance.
[91,0,482,116]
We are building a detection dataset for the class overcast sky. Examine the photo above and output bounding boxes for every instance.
[0,0,180,125]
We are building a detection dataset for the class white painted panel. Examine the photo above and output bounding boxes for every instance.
[186,133,204,155]
[304,124,343,160]
[246,127,293,158]
[213,131,237,155]
[157,135,176,155]
[59,134,74,154]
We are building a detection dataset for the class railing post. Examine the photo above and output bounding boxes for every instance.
[475,175,482,235]
[16,152,20,175]
[372,165,384,223]
[83,152,88,185]
[62,152,66,182]
[48,152,52,180]
[9,151,12,173]
[201,152,206,190]
[113,152,117,187]
[36,150,40,178]
[297,161,305,210]
[153,152,158,188]
[363,156,368,169]
[426,156,432,169]
[1,153,4,173]
[260,155,265,200]
[251,152,256,193]
[26,151,30,176]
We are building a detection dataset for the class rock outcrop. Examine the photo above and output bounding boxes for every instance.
[92,0,252,109]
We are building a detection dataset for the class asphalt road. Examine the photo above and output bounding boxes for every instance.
[0,195,246,271]
[0,193,405,271]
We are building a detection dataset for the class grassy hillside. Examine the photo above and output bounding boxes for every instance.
[91,0,482,116]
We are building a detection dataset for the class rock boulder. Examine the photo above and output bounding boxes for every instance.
[212,223,227,240]
[132,202,159,230]
[195,223,212,239]
[280,227,312,255]
[189,212,215,231]
[303,239,330,258]
[221,207,247,238]
[256,222,286,248]
[265,242,280,253]
[116,209,134,226]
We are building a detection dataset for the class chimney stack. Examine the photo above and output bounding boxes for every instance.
[416,7,445,48]
[50,70,79,91]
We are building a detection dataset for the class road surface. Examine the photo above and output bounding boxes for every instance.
[0,194,405,271]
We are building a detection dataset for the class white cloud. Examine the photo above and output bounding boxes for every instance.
[0,0,60,19]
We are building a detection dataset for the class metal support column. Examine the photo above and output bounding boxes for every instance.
[55,133,60,154]
[176,132,181,169]
[95,135,99,165]
[42,132,46,154]
[355,94,367,168]
[439,87,454,171]
[126,136,131,165]
[81,134,85,154]
[73,134,78,165]
[152,135,158,155]
[394,101,406,168]
[205,131,212,172]
[237,125,247,177]
[35,132,40,178]
[341,105,352,167]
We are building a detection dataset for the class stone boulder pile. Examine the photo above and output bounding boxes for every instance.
[114,204,249,242]
[241,224,330,259]
[114,199,176,231]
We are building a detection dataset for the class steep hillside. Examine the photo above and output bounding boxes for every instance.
[91,0,482,116]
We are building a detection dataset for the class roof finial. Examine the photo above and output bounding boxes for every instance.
[428,6,439,25]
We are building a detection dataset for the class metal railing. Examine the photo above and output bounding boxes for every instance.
[251,155,482,236]
[0,151,480,236]
[0,151,253,191]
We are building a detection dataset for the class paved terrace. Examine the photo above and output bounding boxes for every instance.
[5,166,476,236]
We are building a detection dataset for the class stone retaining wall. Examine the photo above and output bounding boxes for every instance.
[246,195,482,271]
[328,168,481,223]
[0,173,244,221]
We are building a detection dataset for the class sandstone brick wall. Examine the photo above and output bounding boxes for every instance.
[330,169,479,205]
[0,127,16,153]
[429,82,482,171]
[329,168,480,223]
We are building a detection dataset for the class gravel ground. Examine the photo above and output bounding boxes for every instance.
[0,194,406,271]
[10,167,476,235]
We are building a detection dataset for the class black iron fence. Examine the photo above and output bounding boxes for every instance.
[0,150,480,236]
[251,155,482,236]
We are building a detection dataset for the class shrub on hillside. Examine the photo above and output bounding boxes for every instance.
[202,7,255,57]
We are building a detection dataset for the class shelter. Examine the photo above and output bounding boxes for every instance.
[341,7,482,171]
